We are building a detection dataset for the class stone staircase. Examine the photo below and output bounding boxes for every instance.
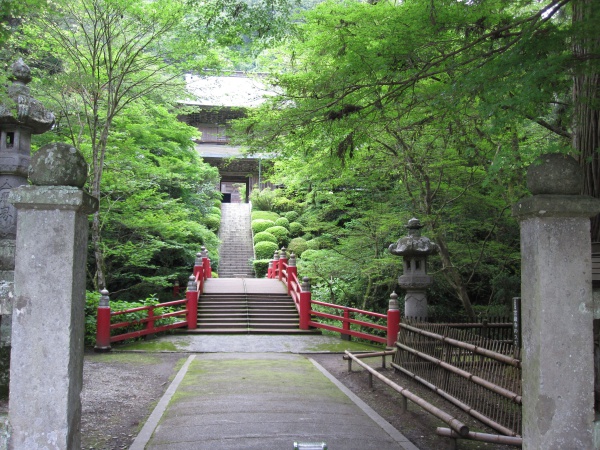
[218,203,254,278]
[194,292,305,333]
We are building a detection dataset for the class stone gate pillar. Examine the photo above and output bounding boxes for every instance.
[513,153,600,449]
[7,143,97,449]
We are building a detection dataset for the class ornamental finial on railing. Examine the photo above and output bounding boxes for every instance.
[301,276,311,292]
[195,252,203,266]
[99,289,110,307]
[187,275,197,292]
[280,247,287,259]
[273,250,280,261]
[289,252,296,267]
[201,246,209,259]
[388,292,399,310]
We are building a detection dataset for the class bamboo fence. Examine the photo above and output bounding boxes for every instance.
[393,320,522,437]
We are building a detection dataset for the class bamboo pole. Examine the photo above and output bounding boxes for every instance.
[345,351,469,437]
[401,323,520,367]
[396,343,522,404]
[436,428,522,446]
[391,362,518,436]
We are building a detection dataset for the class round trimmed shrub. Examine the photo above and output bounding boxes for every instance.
[300,249,319,260]
[306,239,321,250]
[210,206,222,216]
[274,217,290,229]
[284,211,299,222]
[253,231,277,244]
[251,219,276,234]
[287,238,308,257]
[252,259,271,278]
[202,214,221,231]
[254,241,279,260]
[264,226,289,246]
[289,222,303,237]
[251,211,280,222]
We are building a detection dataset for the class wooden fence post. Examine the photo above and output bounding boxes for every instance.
[186,275,198,329]
[272,250,280,279]
[387,292,401,348]
[95,289,112,352]
[299,277,312,330]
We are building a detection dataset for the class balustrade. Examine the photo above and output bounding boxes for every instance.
[267,249,400,347]
[94,250,212,351]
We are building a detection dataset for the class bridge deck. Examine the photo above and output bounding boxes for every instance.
[203,277,288,295]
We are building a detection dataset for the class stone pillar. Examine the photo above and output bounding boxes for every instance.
[0,59,54,397]
[389,218,438,319]
[513,153,600,449]
[7,143,97,449]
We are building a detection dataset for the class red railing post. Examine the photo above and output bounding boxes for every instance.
[186,275,198,329]
[286,253,297,295]
[194,251,203,278]
[267,260,273,278]
[146,308,155,334]
[172,280,180,299]
[299,277,312,330]
[95,289,112,352]
[387,292,401,348]
[342,309,351,341]
[272,250,280,279]
[201,246,212,278]
[279,247,287,281]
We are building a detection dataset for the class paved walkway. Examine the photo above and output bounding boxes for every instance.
[125,335,420,450]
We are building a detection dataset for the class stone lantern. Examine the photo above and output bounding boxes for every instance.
[389,218,438,319]
[0,59,54,394]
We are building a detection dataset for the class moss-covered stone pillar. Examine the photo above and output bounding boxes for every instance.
[513,153,600,449]
[7,143,97,449]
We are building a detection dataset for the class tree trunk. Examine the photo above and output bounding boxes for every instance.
[435,234,476,320]
[573,0,600,241]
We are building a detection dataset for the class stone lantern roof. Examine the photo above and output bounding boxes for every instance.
[389,218,438,257]
[0,59,54,133]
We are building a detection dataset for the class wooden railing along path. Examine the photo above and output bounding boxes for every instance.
[267,248,400,347]
[94,248,212,351]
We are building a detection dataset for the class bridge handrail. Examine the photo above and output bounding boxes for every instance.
[95,248,212,351]
[267,249,400,347]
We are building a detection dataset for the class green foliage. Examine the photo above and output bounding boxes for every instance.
[252,259,271,278]
[288,221,303,237]
[251,210,280,221]
[287,237,308,257]
[251,219,276,233]
[254,241,279,260]
[284,211,299,222]
[274,217,290,229]
[253,231,278,244]
[305,239,321,250]
[210,206,222,216]
[250,188,279,211]
[272,196,300,213]
[264,225,289,246]
[202,214,221,232]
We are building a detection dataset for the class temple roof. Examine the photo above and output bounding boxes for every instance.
[183,73,272,108]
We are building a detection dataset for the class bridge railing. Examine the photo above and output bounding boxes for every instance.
[94,247,212,351]
[267,248,400,347]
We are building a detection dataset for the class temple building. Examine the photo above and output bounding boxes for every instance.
[178,73,273,203]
